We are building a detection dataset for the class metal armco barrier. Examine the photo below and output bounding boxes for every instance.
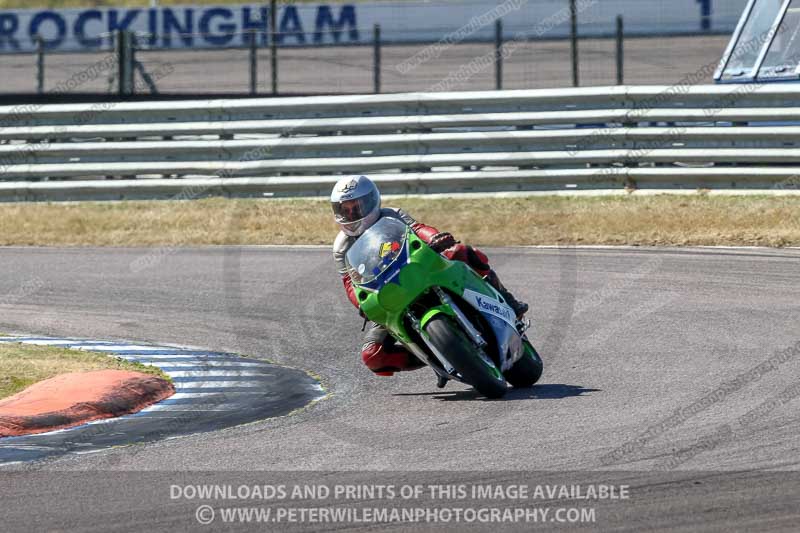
[1,85,800,201]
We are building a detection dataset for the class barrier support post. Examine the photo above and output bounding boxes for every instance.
[129,32,139,95]
[117,30,134,96]
[373,24,381,93]
[249,29,258,95]
[35,35,44,94]
[570,0,579,87]
[270,0,278,95]
[495,19,503,90]
[616,15,624,85]
[116,30,124,95]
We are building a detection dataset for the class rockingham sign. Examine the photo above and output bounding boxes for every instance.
[0,0,748,54]
[0,4,359,52]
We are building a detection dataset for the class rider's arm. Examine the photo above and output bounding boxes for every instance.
[391,208,458,252]
[394,208,490,277]
[341,273,360,308]
[334,232,361,309]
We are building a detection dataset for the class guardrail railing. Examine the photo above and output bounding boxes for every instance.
[2,85,800,201]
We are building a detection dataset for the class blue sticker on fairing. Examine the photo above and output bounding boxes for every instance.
[359,241,409,291]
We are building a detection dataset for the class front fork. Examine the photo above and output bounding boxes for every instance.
[432,287,487,349]
[406,312,457,380]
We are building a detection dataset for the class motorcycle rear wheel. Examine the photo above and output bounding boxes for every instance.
[424,315,507,399]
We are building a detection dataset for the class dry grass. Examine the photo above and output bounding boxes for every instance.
[0,342,169,400]
[408,195,800,247]
[0,195,799,247]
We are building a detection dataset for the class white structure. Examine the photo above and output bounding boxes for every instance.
[716,0,800,83]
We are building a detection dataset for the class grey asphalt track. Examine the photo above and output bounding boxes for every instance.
[0,245,799,531]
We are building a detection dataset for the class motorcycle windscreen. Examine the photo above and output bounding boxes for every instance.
[345,217,408,286]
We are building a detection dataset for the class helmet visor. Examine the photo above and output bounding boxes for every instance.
[332,189,379,224]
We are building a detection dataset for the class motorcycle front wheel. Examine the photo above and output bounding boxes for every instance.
[504,340,543,388]
[424,315,507,399]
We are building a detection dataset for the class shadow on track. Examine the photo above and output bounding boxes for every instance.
[394,384,600,402]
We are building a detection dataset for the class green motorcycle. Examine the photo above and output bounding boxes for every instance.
[345,217,543,399]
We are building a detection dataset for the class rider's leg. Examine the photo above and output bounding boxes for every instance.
[484,269,529,319]
[442,244,529,319]
[361,323,425,377]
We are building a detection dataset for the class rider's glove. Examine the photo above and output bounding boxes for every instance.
[428,232,458,253]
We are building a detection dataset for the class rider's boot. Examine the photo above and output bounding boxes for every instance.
[485,270,529,319]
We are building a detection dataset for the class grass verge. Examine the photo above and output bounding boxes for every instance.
[0,342,170,401]
[0,195,798,247]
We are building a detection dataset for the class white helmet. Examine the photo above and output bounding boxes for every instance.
[330,175,381,237]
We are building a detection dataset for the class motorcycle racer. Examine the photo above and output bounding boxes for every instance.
[332,175,529,377]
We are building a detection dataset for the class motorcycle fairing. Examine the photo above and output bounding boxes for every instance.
[461,288,524,371]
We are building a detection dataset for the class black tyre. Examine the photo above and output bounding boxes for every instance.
[504,340,543,388]
[424,315,507,399]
